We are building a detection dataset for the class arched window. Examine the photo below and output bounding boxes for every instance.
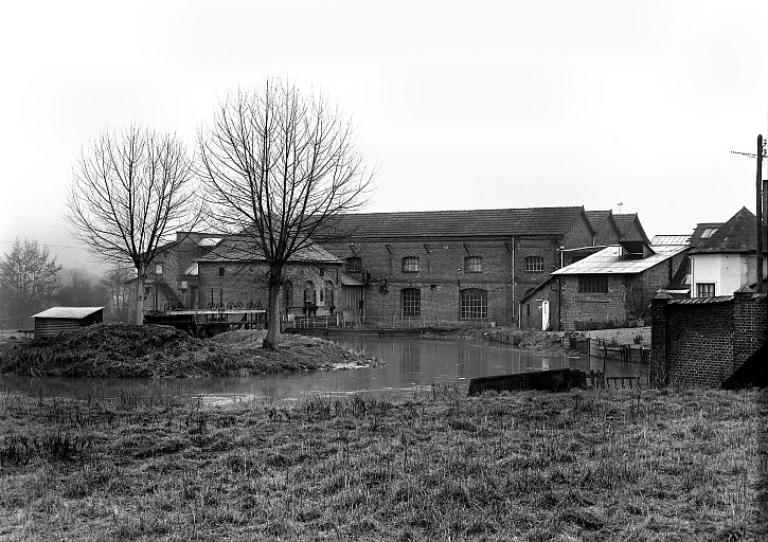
[464,256,482,273]
[402,257,420,273]
[345,257,362,272]
[524,256,545,272]
[283,280,293,309]
[304,281,316,305]
[401,288,421,317]
[460,288,487,319]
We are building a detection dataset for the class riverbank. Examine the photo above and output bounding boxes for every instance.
[0,324,374,378]
[0,387,763,540]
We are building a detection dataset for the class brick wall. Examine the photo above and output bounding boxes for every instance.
[651,290,768,387]
[559,275,629,330]
[322,236,577,324]
[197,261,342,315]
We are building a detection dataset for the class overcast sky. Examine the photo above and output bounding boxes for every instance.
[2,0,768,270]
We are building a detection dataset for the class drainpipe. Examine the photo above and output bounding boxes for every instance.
[511,237,518,328]
[757,134,764,293]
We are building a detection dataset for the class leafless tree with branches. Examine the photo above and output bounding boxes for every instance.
[198,80,371,348]
[68,126,200,324]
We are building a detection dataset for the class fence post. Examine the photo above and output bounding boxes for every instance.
[650,292,671,387]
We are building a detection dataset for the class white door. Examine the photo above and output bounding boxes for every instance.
[541,300,550,331]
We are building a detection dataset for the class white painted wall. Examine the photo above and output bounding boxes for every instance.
[690,253,764,297]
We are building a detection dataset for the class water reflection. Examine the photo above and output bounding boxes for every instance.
[0,334,647,401]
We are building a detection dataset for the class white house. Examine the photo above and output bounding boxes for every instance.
[689,207,766,297]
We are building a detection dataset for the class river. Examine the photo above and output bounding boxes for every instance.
[0,334,647,402]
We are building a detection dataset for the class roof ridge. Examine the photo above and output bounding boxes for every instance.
[336,205,584,217]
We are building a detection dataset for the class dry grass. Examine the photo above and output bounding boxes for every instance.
[0,325,371,378]
[0,386,765,541]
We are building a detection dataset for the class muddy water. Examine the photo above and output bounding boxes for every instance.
[0,334,647,402]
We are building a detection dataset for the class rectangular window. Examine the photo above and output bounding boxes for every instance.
[345,257,362,272]
[402,257,420,273]
[525,256,545,272]
[460,289,487,319]
[464,256,482,273]
[401,288,421,317]
[578,276,608,293]
[155,264,163,275]
[218,267,225,276]
[696,283,716,298]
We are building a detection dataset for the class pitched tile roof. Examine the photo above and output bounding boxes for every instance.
[690,207,762,254]
[552,245,686,275]
[689,222,725,248]
[613,213,651,244]
[196,236,341,264]
[318,206,589,239]
[585,210,612,231]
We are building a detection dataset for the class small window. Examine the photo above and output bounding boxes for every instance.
[401,288,421,317]
[464,256,482,273]
[218,267,225,276]
[402,257,420,273]
[696,283,716,298]
[345,257,362,272]
[525,256,545,272]
[578,276,608,293]
[155,264,163,275]
[460,288,487,319]
[319,267,325,277]
[701,228,718,239]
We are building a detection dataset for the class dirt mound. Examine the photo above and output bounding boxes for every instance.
[0,324,370,378]
[208,329,268,346]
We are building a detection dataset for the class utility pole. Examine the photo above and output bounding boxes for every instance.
[757,135,764,293]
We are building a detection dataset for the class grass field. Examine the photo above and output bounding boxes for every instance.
[0,386,765,541]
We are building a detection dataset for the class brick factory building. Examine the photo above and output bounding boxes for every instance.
[317,206,648,326]
[134,233,349,323]
[133,206,651,328]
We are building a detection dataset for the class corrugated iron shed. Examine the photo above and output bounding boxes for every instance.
[552,245,687,275]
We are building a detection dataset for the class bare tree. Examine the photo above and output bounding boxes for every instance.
[0,239,62,329]
[68,126,200,324]
[198,81,371,348]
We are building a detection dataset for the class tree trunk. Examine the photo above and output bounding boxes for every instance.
[263,265,283,349]
[136,272,144,325]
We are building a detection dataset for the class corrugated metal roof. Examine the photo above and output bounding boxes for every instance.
[317,206,588,239]
[670,296,734,305]
[552,245,686,275]
[32,307,104,319]
[651,234,691,246]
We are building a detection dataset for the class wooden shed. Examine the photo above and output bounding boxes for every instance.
[31,307,104,338]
